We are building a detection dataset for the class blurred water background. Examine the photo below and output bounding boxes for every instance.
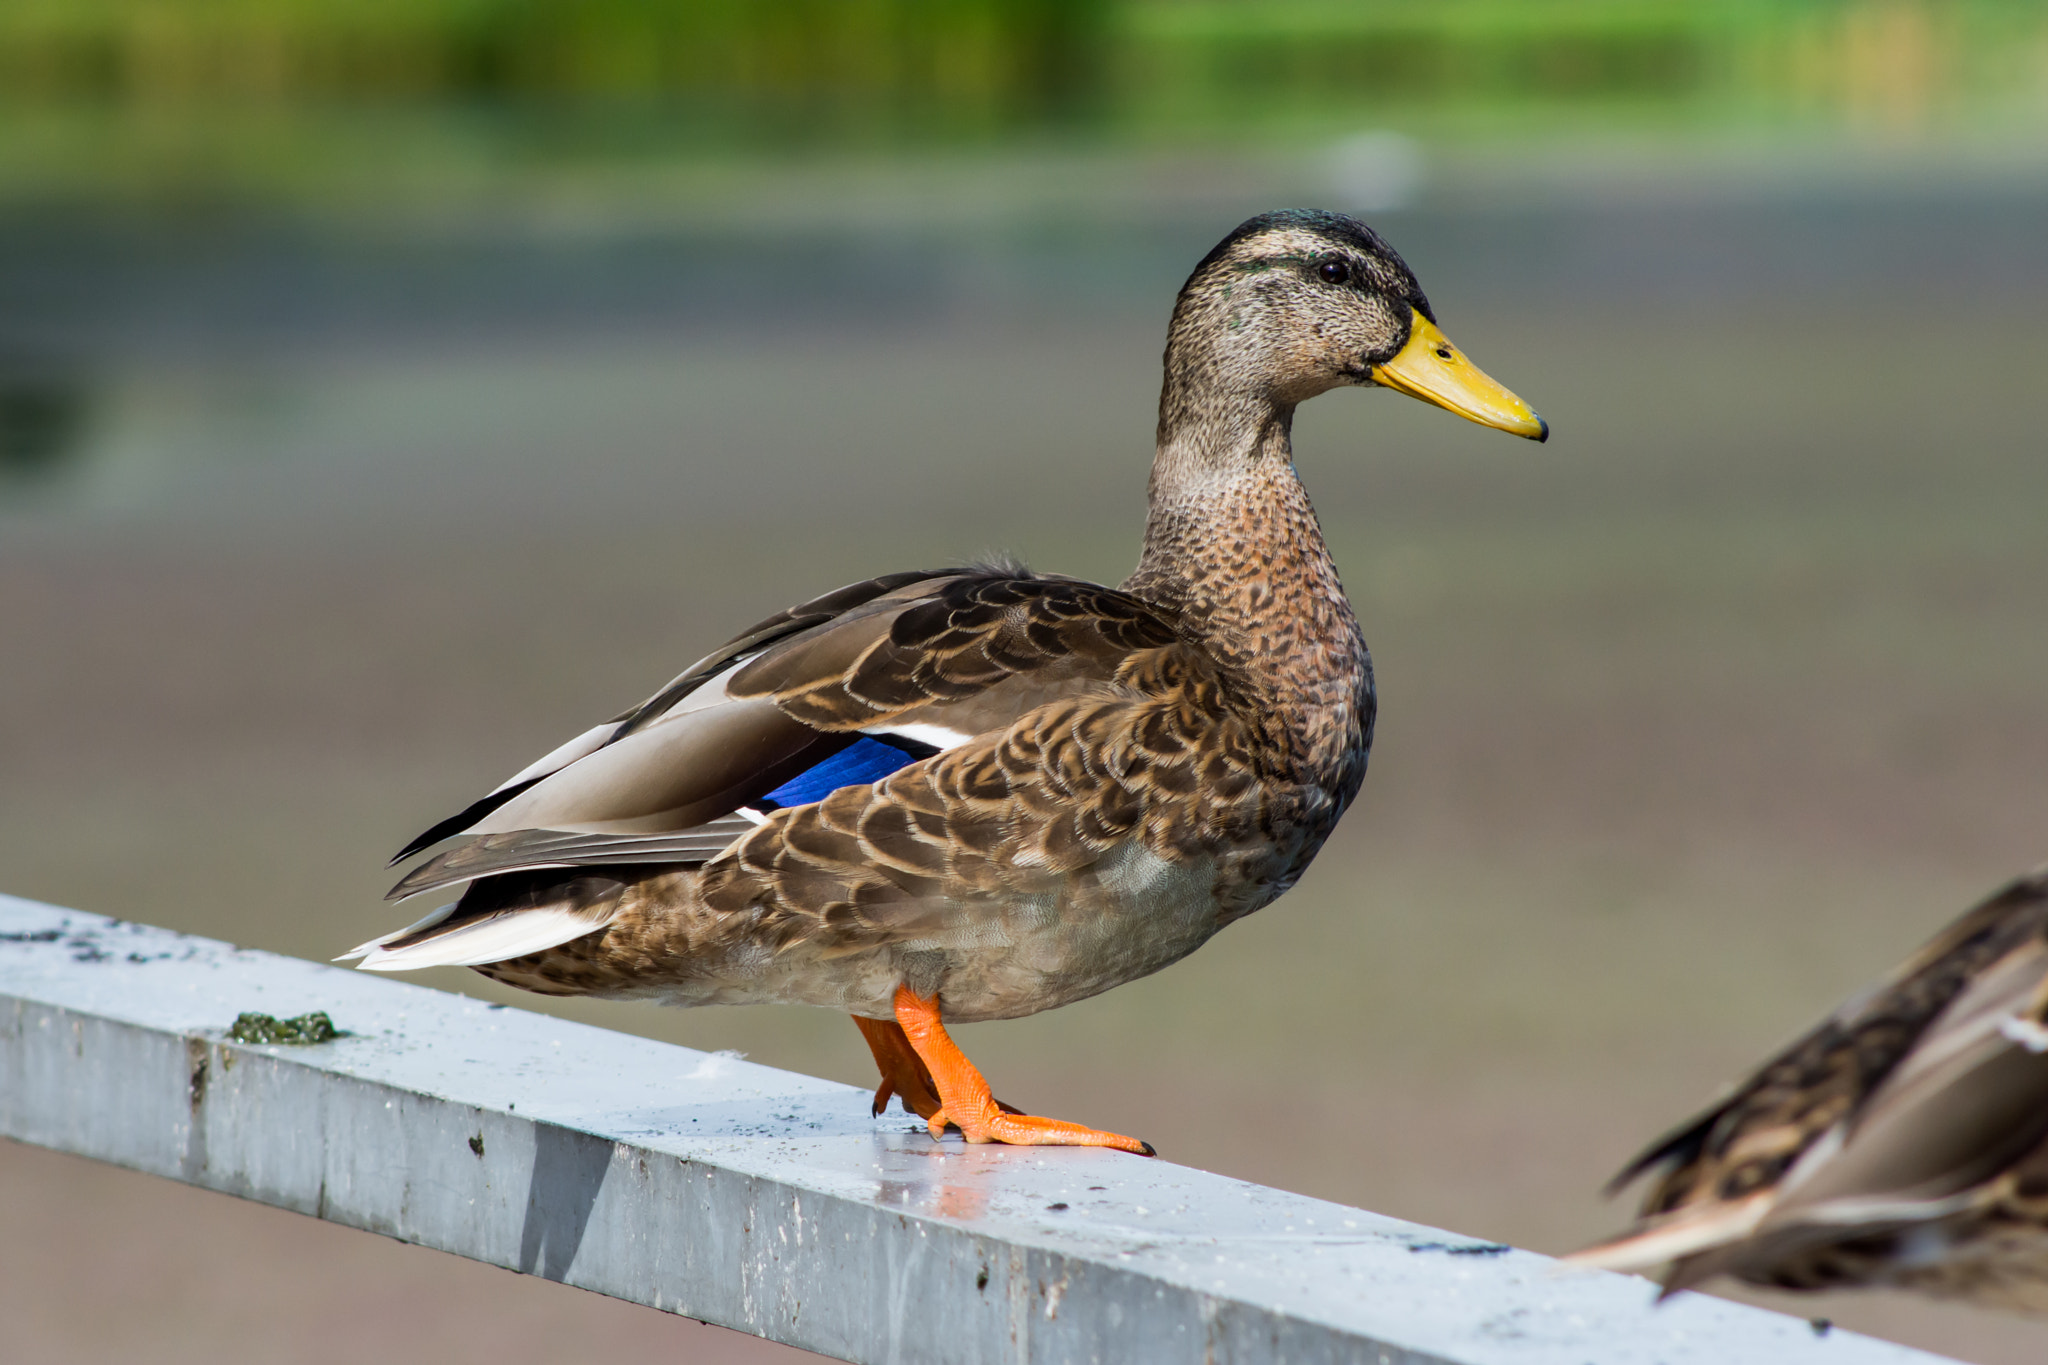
[3,3,2047,1361]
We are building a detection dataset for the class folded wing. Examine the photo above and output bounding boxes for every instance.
[378,567,1186,921]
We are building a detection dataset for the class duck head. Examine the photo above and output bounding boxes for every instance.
[1161,209,1546,444]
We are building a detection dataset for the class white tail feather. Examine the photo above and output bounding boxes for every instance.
[335,902,458,962]
[351,907,615,971]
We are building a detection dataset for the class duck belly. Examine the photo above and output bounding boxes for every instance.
[916,842,1234,1023]
[473,841,1259,1022]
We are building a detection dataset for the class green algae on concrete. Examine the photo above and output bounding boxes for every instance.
[227,1011,343,1045]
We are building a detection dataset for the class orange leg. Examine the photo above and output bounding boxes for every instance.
[851,1015,1025,1123]
[890,985,1154,1155]
[851,1015,944,1120]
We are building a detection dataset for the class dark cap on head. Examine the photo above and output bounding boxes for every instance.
[1185,209,1433,323]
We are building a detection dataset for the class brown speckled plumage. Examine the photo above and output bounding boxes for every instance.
[1579,868,2048,1312]
[354,210,1541,1132]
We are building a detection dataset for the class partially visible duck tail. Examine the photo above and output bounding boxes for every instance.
[1562,1194,1775,1296]
[339,868,629,971]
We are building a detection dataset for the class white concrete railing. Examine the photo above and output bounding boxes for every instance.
[0,893,1952,1365]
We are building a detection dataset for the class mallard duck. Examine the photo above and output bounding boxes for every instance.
[1575,868,2048,1310]
[347,209,1546,1154]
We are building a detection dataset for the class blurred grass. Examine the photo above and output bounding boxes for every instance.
[0,1,2045,210]
[1117,0,2048,135]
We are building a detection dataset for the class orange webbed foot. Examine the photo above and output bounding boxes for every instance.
[889,986,1154,1156]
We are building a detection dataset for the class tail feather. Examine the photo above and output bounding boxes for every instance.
[1563,1193,1774,1278]
[344,868,634,972]
[336,901,458,962]
[350,905,616,971]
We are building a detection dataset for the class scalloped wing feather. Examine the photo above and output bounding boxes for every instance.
[383,570,1195,918]
[727,574,1180,730]
[688,671,1263,961]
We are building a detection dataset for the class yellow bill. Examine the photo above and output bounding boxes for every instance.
[1371,314,1547,442]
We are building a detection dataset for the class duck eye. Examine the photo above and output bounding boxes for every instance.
[1316,260,1350,285]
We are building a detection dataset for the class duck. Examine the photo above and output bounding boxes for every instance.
[346,209,1547,1155]
[1574,867,2048,1311]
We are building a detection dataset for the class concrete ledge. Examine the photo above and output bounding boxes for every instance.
[0,893,1952,1364]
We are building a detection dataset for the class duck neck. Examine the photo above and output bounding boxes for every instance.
[1124,391,1368,741]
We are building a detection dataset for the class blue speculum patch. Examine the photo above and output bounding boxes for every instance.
[758,735,935,809]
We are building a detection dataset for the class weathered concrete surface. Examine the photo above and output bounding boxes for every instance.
[0,893,1952,1365]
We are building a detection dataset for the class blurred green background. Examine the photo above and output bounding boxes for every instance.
[1,0,2046,211]
[3,3,2047,1362]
